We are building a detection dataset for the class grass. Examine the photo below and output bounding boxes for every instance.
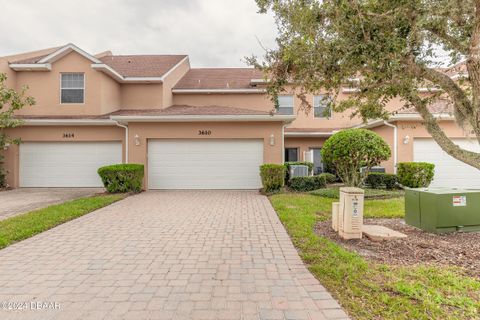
[0,194,126,250]
[270,193,480,320]
[311,186,405,199]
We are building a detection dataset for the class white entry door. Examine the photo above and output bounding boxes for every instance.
[148,139,264,189]
[20,142,122,187]
[413,138,480,188]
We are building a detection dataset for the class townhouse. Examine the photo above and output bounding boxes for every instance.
[0,44,478,189]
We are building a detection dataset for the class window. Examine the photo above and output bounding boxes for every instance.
[277,95,294,115]
[284,148,298,162]
[61,73,84,104]
[314,95,331,118]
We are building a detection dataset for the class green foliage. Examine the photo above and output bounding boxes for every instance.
[321,129,390,187]
[318,172,336,184]
[251,0,480,170]
[365,172,398,190]
[0,73,35,186]
[98,164,144,193]
[289,175,326,192]
[0,194,124,250]
[284,161,313,181]
[260,163,285,193]
[397,162,435,188]
[270,193,480,319]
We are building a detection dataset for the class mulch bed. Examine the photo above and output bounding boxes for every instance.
[315,217,480,278]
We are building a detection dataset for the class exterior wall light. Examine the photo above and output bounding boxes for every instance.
[269,134,275,146]
[3,143,10,150]
[134,134,141,146]
[403,135,410,144]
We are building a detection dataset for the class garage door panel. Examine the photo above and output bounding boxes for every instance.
[413,138,480,188]
[20,142,122,187]
[148,139,264,189]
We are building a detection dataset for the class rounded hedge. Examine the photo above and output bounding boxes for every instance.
[397,162,435,188]
[97,164,144,193]
[260,164,285,193]
[321,129,391,186]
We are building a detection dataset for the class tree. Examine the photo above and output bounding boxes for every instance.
[251,0,480,169]
[0,73,35,186]
[321,129,390,186]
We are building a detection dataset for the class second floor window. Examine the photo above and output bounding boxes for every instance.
[277,95,294,115]
[61,73,84,104]
[314,95,331,118]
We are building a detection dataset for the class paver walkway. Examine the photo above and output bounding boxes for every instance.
[0,191,348,320]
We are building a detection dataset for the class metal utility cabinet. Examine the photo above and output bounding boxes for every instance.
[405,188,480,233]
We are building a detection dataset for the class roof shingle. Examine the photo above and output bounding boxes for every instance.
[99,55,187,78]
[174,68,264,90]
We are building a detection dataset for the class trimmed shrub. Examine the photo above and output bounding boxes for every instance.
[260,164,285,193]
[397,162,435,188]
[365,172,386,189]
[97,164,144,193]
[318,172,336,184]
[321,129,391,187]
[383,174,398,190]
[284,161,313,181]
[289,175,327,192]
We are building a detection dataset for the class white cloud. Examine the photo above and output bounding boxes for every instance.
[0,0,277,67]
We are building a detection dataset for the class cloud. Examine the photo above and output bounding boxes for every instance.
[0,0,277,67]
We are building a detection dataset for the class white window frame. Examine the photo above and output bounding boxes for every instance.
[313,95,331,118]
[60,73,85,105]
[277,95,294,115]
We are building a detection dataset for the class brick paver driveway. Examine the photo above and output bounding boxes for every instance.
[0,191,348,320]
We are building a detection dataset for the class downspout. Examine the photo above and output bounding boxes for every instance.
[115,121,128,163]
[282,124,287,163]
[383,121,397,174]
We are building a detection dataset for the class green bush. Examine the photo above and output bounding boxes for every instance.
[365,172,398,189]
[365,172,386,189]
[260,164,285,193]
[284,161,313,181]
[321,129,391,187]
[397,162,435,188]
[97,164,144,193]
[289,175,327,192]
[383,174,398,190]
[0,169,5,188]
[318,172,336,184]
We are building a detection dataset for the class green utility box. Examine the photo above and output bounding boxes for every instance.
[405,188,480,233]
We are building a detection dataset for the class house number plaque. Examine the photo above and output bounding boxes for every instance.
[62,133,75,138]
[198,130,212,136]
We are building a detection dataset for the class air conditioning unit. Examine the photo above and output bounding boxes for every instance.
[289,165,309,178]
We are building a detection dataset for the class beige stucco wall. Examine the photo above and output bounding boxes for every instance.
[162,58,190,107]
[127,121,284,189]
[120,83,163,109]
[172,93,272,111]
[13,51,121,116]
[3,126,124,188]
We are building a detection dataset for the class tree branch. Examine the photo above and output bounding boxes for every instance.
[424,25,469,54]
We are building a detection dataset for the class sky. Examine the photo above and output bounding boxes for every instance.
[0,0,278,67]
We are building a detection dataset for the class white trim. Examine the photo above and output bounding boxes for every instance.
[250,78,269,84]
[114,121,129,163]
[172,88,266,94]
[158,56,189,81]
[342,88,361,93]
[9,63,51,71]
[38,43,101,64]
[109,114,296,123]
[90,64,125,82]
[354,113,455,129]
[284,131,337,137]
[418,87,442,92]
[92,64,165,83]
[21,119,117,126]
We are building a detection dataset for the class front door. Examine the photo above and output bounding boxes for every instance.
[311,148,323,174]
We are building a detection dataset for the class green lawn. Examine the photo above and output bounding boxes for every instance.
[0,194,125,250]
[270,193,480,320]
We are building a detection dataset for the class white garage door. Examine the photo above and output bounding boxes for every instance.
[413,138,480,188]
[20,142,122,187]
[148,139,264,189]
